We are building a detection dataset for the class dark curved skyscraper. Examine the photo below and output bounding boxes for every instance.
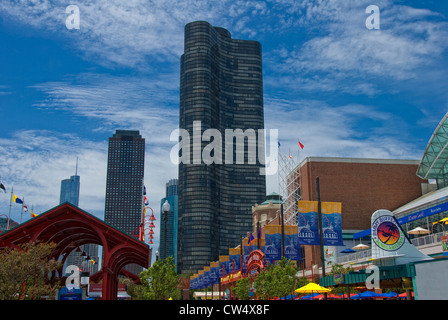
[178,21,266,274]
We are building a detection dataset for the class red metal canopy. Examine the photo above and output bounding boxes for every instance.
[0,203,150,300]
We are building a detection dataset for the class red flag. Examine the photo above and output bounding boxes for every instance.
[298,139,304,149]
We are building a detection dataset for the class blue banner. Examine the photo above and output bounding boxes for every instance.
[297,201,344,246]
[202,270,210,287]
[219,256,230,276]
[321,202,343,246]
[209,263,220,285]
[284,226,302,261]
[264,225,282,264]
[297,201,319,245]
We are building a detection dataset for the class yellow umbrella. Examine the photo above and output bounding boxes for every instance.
[294,282,331,294]
[433,217,448,225]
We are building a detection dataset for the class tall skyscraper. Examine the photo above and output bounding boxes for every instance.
[159,179,178,268]
[177,21,266,273]
[60,161,99,275]
[60,160,80,206]
[104,130,145,236]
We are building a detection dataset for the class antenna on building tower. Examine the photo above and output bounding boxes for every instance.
[75,157,78,176]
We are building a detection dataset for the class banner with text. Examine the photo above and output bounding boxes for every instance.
[229,248,241,272]
[209,261,220,285]
[264,225,282,264]
[297,201,343,246]
[284,225,302,261]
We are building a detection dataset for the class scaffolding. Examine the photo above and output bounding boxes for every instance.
[278,147,302,225]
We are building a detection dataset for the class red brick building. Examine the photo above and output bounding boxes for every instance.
[288,157,427,271]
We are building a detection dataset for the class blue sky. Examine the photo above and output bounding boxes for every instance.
[1,0,447,249]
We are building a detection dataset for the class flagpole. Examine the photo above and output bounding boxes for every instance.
[248,232,252,253]
[7,188,12,230]
[316,176,327,300]
[20,196,24,224]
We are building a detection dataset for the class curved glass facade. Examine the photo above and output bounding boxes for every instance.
[417,112,448,189]
[178,21,266,273]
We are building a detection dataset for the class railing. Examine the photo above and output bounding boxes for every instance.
[410,231,445,247]
[337,249,372,265]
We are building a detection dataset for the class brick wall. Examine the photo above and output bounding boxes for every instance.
[299,158,426,230]
[292,158,426,271]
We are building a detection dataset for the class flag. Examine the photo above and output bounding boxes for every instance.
[248,232,255,245]
[144,196,149,206]
[288,153,292,159]
[12,194,23,204]
[278,141,281,148]
[298,139,304,149]
[31,210,38,218]
[0,183,6,193]
[23,205,28,212]
[143,185,147,195]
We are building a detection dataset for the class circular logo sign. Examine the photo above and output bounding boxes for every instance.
[371,216,405,251]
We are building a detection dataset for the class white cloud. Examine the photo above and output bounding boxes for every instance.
[263,95,424,195]
[264,97,420,160]
[0,130,107,222]
[29,73,181,236]
[1,0,446,254]
[0,85,12,96]
[265,0,448,95]
[0,0,271,68]
[31,72,179,143]
[0,126,178,242]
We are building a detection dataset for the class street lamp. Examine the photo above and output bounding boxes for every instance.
[162,200,170,260]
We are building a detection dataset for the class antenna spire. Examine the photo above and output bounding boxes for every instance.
[75,157,78,176]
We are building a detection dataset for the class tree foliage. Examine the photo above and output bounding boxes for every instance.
[234,276,251,300]
[0,241,61,300]
[252,257,299,300]
[329,263,356,295]
[139,256,181,300]
[330,263,353,275]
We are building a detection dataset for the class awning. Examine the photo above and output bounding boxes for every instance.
[353,228,371,239]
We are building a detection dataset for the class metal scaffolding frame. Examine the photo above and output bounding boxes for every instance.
[278,147,302,225]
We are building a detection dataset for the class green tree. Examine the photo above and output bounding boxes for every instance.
[0,241,61,300]
[234,277,251,300]
[297,276,310,288]
[329,263,356,296]
[121,277,146,300]
[330,263,353,276]
[253,257,299,299]
[139,256,181,300]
